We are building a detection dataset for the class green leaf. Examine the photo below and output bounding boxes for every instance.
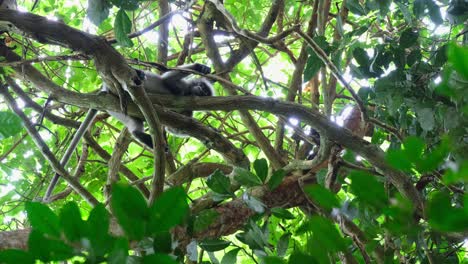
[86,0,111,26]
[416,108,435,131]
[309,216,347,252]
[87,203,109,237]
[28,229,74,262]
[110,0,140,10]
[25,202,61,238]
[303,37,330,80]
[233,167,263,187]
[349,171,387,208]
[0,111,23,140]
[86,204,113,257]
[236,221,269,250]
[107,237,129,264]
[264,256,286,264]
[199,239,231,252]
[221,248,241,264]
[271,208,295,220]
[0,249,34,264]
[399,29,419,49]
[268,169,286,190]
[277,233,291,257]
[59,202,86,242]
[111,183,149,240]
[289,252,318,264]
[443,161,468,184]
[346,0,367,15]
[193,209,219,233]
[448,43,468,80]
[418,137,451,173]
[428,192,468,232]
[206,170,232,195]
[403,136,425,164]
[253,158,268,182]
[386,148,413,171]
[149,187,189,234]
[114,9,133,47]
[142,254,178,264]
[304,185,340,211]
[153,231,172,254]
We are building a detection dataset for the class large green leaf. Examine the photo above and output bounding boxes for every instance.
[114,9,133,47]
[142,254,178,264]
[59,202,86,242]
[268,169,286,190]
[233,167,263,187]
[277,233,291,257]
[153,231,172,254]
[304,185,340,211]
[221,248,241,264]
[206,170,232,195]
[0,111,23,140]
[25,202,61,238]
[87,204,113,258]
[271,208,295,220]
[149,187,189,234]
[86,0,111,26]
[448,43,468,80]
[28,229,74,262]
[107,237,129,264]
[349,171,387,208]
[303,36,331,80]
[111,184,149,240]
[199,239,231,252]
[308,216,347,252]
[253,158,268,183]
[0,249,34,264]
[428,192,468,232]
[110,0,140,10]
[346,0,367,15]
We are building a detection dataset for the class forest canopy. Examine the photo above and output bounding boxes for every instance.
[0,0,467,263]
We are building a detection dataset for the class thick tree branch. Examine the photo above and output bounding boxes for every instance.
[0,45,249,169]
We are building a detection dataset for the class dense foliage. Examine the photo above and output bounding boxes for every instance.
[0,0,467,263]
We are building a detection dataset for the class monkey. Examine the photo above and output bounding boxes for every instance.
[0,0,17,10]
[0,0,17,34]
[43,63,214,201]
[104,63,214,148]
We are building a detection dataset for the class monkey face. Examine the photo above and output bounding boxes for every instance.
[189,79,214,96]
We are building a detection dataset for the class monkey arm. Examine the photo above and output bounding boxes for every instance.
[161,63,211,83]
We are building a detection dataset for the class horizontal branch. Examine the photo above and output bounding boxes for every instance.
[149,95,424,212]
[0,45,249,168]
